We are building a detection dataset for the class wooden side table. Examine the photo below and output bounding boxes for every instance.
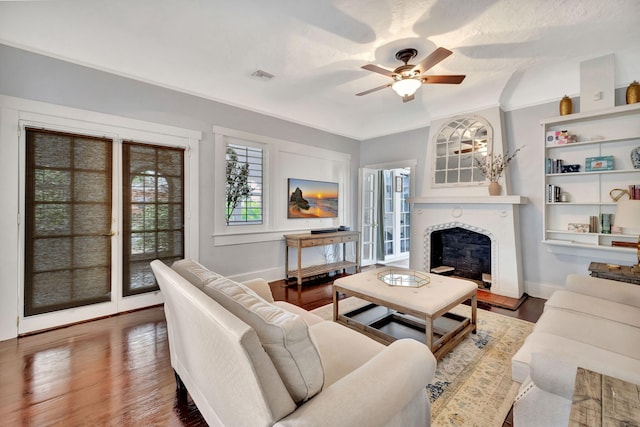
[569,367,640,426]
[284,231,360,288]
[588,262,640,285]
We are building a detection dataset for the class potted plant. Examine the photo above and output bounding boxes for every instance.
[474,147,522,195]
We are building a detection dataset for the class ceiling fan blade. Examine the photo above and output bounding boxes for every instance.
[402,94,415,103]
[411,47,452,73]
[361,64,396,77]
[356,83,391,96]
[420,75,466,84]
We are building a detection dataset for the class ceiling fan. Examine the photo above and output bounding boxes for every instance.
[356,47,465,103]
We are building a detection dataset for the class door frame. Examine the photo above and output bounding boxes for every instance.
[359,159,417,266]
[13,106,200,336]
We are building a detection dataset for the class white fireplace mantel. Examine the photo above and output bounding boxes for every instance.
[410,196,528,205]
[409,195,528,298]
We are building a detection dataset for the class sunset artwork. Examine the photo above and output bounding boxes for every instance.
[288,178,338,218]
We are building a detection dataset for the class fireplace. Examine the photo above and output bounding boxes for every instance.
[410,196,527,298]
[430,226,491,286]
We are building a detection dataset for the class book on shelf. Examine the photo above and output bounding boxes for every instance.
[629,184,640,200]
[600,213,612,234]
[547,184,562,202]
[545,158,564,174]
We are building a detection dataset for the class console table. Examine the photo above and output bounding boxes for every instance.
[588,262,640,285]
[569,367,640,426]
[284,231,360,287]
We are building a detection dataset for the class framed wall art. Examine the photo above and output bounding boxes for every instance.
[287,178,338,218]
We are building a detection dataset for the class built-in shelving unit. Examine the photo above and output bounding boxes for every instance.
[541,103,640,257]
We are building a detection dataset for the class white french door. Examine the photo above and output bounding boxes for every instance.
[382,168,411,262]
[359,163,415,267]
[359,168,378,266]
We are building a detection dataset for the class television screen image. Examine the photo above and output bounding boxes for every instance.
[288,178,338,218]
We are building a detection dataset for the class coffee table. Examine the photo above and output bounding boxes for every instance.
[333,268,477,360]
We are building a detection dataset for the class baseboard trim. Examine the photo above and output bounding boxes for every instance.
[524,280,563,299]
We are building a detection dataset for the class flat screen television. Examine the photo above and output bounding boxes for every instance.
[288,178,339,218]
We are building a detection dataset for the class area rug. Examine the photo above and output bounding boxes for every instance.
[311,298,534,427]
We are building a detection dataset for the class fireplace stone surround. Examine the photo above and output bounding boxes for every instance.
[410,196,527,298]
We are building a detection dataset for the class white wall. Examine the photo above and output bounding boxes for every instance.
[361,127,429,197]
[0,44,360,341]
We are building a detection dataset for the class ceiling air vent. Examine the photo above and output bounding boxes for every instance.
[251,69,274,80]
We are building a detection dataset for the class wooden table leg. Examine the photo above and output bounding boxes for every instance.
[471,292,477,334]
[425,316,433,350]
[297,246,302,289]
[285,242,289,280]
[333,288,339,321]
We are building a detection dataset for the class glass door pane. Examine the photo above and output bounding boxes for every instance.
[359,168,378,266]
[122,143,184,296]
[24,129,113,316]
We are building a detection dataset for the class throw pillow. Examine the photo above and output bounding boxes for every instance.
[171,259,222,290]
[203,278,324,403]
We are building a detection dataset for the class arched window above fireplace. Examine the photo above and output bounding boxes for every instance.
[432,116,493,186]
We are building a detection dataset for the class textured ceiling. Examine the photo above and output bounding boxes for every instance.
[1,0,639,140]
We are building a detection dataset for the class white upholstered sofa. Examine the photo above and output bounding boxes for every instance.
[150,259,437,427]
[511,274,640,426]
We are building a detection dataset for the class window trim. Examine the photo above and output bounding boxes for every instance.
[214,129,271,236]
[212,125,351,246]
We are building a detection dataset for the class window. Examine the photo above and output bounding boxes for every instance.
[225,143,263,225]
[122,142,185,296]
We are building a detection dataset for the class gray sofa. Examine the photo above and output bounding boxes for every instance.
[151,259,437,427]
[511,274,640,426]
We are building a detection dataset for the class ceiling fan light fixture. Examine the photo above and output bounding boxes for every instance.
[391,78,421,97]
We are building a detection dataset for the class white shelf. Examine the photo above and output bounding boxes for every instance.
[542,103,640,259]
[543,239,636,253]
[546,169,639,177]
[410,196,528,205]
[546,230,637,238]
[546,202,615,206]
[546,136,637,148]
[540,102,640,125]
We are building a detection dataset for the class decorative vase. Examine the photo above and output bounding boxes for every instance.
[627,81,640,104]
[488,181,501,196]
[631,146,640,169]
[559,95,572,116]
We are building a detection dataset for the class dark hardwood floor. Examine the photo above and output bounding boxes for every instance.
[0,306,205,426]
[0,271,544,426]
